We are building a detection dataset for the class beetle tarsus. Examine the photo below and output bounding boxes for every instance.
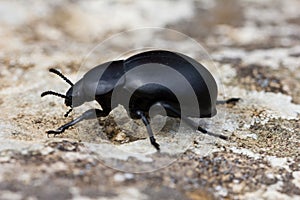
[217,98,240,105]
[136,111,160,151]
[197,126,228,140]
[226,98,240,104]
[150,136,160,151]
[218,134,228,140]
[46,129,64,137]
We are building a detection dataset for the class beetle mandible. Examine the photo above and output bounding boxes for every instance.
[41,50,239,150]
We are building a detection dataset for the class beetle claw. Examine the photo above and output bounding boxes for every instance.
[153,143,160,151]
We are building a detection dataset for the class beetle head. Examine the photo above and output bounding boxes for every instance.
[64,79,87,108]
[41,68,77,117]
[64,89,73,107]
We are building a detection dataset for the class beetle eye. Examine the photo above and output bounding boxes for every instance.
[64,96,72,107]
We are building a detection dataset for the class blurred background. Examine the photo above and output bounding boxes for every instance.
[0,0,300,199]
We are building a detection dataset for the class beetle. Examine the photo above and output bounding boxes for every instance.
[41,50,239,150]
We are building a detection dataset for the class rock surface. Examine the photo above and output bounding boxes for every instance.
[0,0,299,199]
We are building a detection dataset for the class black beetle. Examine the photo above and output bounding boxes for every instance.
[41,50,239,150]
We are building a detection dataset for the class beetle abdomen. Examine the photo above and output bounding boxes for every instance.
[123,50,217,118]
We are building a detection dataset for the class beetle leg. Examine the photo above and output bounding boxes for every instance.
[159,102,228,140]
[47,109,108,137]
[136,111,160,151]
[216,98,240,105]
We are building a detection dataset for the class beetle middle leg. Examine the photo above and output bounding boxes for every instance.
[136,110,160,151]
[47,109,108,137]
[159,102,228,140]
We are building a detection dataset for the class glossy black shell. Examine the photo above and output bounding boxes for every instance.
[68,50,218,118]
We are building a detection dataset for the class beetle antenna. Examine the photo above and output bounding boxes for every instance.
[49,68,74,86]
[64,108,73,117]
[41,91,68,99]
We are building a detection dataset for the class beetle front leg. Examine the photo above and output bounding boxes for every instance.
[47,109,108,137]
[136,111,160,151]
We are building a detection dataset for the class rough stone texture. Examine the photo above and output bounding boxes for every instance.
[0,0,299,199]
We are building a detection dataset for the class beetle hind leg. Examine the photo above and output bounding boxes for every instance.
[216,98,240,105]
[159,102,228,140]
